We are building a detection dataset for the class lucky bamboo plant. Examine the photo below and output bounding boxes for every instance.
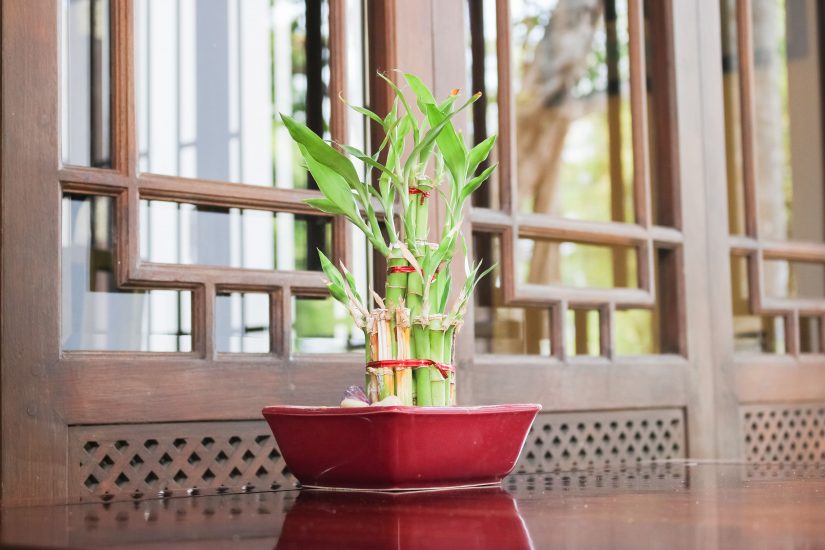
[282,71,496,407]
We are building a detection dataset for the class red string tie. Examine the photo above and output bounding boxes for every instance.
[409,187,430,205]
[366,359,454,379]
[387,265,417,274]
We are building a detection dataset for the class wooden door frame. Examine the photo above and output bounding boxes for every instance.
[2,0,68,505]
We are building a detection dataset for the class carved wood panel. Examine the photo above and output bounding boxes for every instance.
[70,421,296,501]
[515,408,686,473]
[741,403,825,464]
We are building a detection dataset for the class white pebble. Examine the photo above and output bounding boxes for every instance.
[371,395,403,407]
[340,398,369,408]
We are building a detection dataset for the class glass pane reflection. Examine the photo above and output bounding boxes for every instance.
[764,259,825,299]
[292,296,363,354]
[730,254,786,353]
[722,0,825,240]
[139,199,331,271]
[517,237,638,288]
[62,0,112,167]
[216,292,270,353]
[565,308,601,356]
[473,233,553,356]
[135,0,349,188]
[62,195,192,351]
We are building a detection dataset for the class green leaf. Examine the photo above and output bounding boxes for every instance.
[340,144,401,186]
[299,145,359,220]
[317,249,349,305]
[341,95,384,127]
[438,92,459,113]
[425,103,466,190]
[281,113,361,190]
[377,72,419,144]
[438,271,451,313]
[304,198,345,216]
[403,73,437,113]
[466,135,497,178]
[403,93,480,177]
[460,163,497,204]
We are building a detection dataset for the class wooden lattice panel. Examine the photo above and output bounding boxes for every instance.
[70,421,295,501]
[514,408,686,473]
[741,403,825,463]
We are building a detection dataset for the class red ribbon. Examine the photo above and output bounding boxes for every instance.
[366,359,454,379]
[387,265,417,274]
[409,187,430,205]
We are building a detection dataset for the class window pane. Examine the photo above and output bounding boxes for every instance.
[764,259,825,299]
[722,0,825,241]
[135,0,350,188]
[497,0,639,220]
[730,254,786,353]
[517,238,638,288]
[62,0,112,167]
[62,195,192,351]
[800,316,822,353]
[615,308,657,355]
[565,308,601,356]
[291,296,362,354]
[473,233,553,356]
[216,292,270,352]
[139,199,331,271]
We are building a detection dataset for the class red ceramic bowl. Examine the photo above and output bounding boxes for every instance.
[261,404,541,490]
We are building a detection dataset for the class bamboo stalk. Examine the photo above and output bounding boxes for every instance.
[429,315,447,406]
[407,255,425,321]
[413,320,432,405]
[446,323,457,405]
[385,246,408,361]
[395,308,414,405]
[366,313,380,403]
[378,310,395,400]
[414,179,432,243]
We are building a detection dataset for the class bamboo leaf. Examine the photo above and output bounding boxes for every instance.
[437,270,451,313]
[466,135,497,178]
[403,72,437,113]
[339,261,367,313]
[300,145,359,220]
[304,198,345,216]
[403,93,480,177]
[317,250,350,306]
[281,113,361,190]
[438,89,460,112]
[318,249,345,287]
[340,93,384,127]
[377,72,419,144]
[460,163,497,204]
[340,143,401,186]
[425,103,466,190]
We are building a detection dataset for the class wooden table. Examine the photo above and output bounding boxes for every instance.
[2,462,824,548]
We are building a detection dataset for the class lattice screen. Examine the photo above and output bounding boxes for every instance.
[741,403,825,463]
[71,421,295,501]
[514,408,686,473]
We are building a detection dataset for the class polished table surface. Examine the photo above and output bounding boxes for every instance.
[2,461,825,548]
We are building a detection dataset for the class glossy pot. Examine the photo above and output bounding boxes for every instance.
[261,404,541,490]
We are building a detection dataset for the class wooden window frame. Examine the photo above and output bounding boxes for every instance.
[727,0,825,354]
[468,0,684,360]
